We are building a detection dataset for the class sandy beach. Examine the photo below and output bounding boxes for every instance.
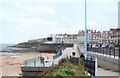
[0,52,55,77]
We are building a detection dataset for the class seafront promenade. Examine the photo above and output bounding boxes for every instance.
[0,44,119,77]
[77,44,119,76]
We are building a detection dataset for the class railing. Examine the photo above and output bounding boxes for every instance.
[77,45,81,53]
[88,47,120,59]
[53,49,62,59]
[84,59,95,77]
[70,56,95,77]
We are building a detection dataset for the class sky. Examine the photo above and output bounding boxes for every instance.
[0,0,119,44]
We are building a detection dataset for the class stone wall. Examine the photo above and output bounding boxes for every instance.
[88,52,120,72]
[21,67,52,76]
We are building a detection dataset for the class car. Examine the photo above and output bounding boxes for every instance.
[109,43,115,48]
[102,43,109,48]
[92,44,100,48]
[89,44,92,47]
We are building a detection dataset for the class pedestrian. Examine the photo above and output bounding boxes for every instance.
[47,56,49,60]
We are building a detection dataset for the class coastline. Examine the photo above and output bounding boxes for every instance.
[0,52,55,77]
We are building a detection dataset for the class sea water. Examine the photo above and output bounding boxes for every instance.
[0,52,15,58]
[0,44,18,58]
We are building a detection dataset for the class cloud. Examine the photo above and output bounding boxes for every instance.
[10,18,60,33]
[26,6,56,15]
[60,16,73,22]
[18,18,59,27]
[14,3,56,15]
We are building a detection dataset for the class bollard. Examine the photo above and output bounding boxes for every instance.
[109,48,111,57]
[95,58,98,77]
[118,48,120,59]
[34,61,36,67]
[103,48,104,55]
[114,48,115,58]
[25,61,27,66]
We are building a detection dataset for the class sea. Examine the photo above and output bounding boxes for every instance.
[0,44,19,58]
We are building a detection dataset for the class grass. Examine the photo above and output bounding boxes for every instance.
[39,58,90,78]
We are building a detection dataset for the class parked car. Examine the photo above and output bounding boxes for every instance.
[88,44,92,47]
[102,43,109,48]
[109,43,115,48]
[92,44,100,48]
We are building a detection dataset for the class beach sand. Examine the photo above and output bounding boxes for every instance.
[0,52,55,77]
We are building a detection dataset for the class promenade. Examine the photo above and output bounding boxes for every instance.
[77,44,119,76]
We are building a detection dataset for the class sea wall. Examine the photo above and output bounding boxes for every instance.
[16,43,73,52]
[88,52,120,72]
[21,67,52,76]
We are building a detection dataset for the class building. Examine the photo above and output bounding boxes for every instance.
[49,34,64,43]
[102,31,110,43]
[63,33,78,43]
[77,30,84,44]
[92,30,101,43]
[77,29,101,44]
[87,29,93,44]
[110,28,120,42]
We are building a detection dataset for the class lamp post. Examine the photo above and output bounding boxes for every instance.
[101,26,103,45]
[84,0,87,59]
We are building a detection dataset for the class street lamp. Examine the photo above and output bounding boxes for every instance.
[101,25,103,44]
[84,0,87,59]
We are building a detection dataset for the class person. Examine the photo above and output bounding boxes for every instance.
[43,57,45,66]
[47,56,49,60]
[40,57,44,64]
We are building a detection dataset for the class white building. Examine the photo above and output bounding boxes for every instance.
[48,34,64,43]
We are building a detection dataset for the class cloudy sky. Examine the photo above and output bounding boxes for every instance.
[0,0,119,44]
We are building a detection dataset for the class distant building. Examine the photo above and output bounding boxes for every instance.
[77,30,84,44]
[63,33,78,43]
[110,28,120,41]
[49,34,64,43]
[19,28,119,47]
[77,29,101,44]
[102,31,110,43]
[87,29,93,43]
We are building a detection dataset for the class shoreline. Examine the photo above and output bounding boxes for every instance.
[0,52,55,77]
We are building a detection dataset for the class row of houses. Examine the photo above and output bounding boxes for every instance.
[27,28,119,44]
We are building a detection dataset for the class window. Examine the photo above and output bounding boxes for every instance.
[47,37,52,41]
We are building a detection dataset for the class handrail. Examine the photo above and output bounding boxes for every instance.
[88,47,119,59]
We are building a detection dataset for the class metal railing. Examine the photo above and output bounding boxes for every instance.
[53,49,62,59]
[88,47,120,59]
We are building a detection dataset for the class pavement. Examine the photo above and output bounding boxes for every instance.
[62,44,81,57]
[97,68,119,76]
[77,44,84,53]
